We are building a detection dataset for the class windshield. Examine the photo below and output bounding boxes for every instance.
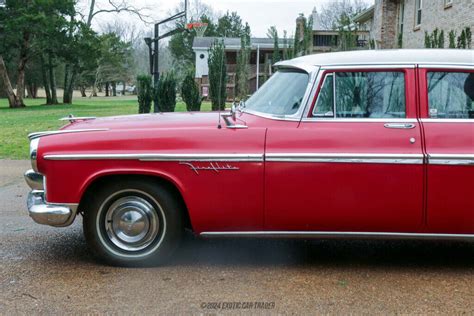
[245,69,309,116]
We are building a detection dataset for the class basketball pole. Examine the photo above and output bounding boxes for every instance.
[144,0,188,112]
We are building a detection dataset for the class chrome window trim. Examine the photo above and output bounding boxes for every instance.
[241,66,320,122]
[301,118,418,123]
[311,73,335,117]
[420,119,473,123]
[44,153,264,162]
[303,68,410,121]
[242,109,301,122]
[320,63,416,70]
[418,64,474,70]
[428,154,474,166]
[200,231,474,241]
[266,153,423,164]
[28,129,109,140]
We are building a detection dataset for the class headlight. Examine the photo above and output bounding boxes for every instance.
[30,138,40,172]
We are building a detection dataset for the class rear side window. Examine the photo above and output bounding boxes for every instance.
[427,72,474,119]
[313,71,406,118]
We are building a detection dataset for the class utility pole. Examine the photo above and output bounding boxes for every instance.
[144,0,187,112]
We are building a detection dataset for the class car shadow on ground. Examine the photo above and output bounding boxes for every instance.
[172,232,474,269]
[35,226,474,270]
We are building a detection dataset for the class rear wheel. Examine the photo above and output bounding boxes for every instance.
[83,179,183,266]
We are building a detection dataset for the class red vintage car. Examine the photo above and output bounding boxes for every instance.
[25,49,474,266]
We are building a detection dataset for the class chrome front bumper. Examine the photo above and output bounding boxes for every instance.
[25,170,77,227]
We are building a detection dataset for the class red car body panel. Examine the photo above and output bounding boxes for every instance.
[34,63,473,236]
[418,68,474,234]
[38,125,267,233]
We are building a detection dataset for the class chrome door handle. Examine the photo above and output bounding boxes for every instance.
[384,123,416,129]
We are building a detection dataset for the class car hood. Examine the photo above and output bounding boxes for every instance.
[62,112,222,131]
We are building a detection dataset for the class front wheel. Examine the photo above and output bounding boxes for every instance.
[83,179,183,266]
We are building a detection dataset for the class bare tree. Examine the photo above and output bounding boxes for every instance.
[319,0,369,30]
[63,0,153,103]
[172,0,215,23]
[83,0,153,27]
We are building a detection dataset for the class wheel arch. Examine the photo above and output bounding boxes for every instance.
[78,172,193,231]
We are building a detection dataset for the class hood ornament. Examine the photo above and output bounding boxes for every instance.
[59,114,96,123]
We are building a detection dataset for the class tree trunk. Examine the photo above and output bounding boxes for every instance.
[105,82,110,97]
[112,81,117,96]
[63,63,69,102]
[122,81,126,95]
[0,55,20,107]
[48,54,58,104]
[63,67,76,104]
[40,54,52,104]
[14,32,30,108]
[27,83,38,98]
[80,86,87,97]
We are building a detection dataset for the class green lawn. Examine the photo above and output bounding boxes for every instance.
[0,96,213,160]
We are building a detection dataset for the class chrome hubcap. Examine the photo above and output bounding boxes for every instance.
[105,196,159,251]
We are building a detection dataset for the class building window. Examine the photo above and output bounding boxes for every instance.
[398,2,405,34]
[415,0,422,26]
[313,35,338,47]
[398,2,405,46]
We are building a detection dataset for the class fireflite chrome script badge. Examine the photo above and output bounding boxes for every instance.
[179,162,239,175]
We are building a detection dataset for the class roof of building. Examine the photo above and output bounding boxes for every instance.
[276,49,474,70]
[353,5,375,24]
[192,37,291,50]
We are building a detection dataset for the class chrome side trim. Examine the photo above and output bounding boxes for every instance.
[44,153,264,162]
[43,153,426,164]
[28,129,109,140]
[428,154,474,166]
[420,119,473,123]
[266,153,423,164]
[302,118,418,123]
[200,231,474,241]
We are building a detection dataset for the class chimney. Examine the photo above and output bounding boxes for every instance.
[296,14,306,42]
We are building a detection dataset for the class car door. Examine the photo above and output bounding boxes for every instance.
[265,67,425,233]
[419,68,474,234]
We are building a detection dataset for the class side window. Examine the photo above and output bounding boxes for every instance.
[313,74,334,117]
[427,72,474,119]
[313,71,406,118]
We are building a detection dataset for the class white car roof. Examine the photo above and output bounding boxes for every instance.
[276,49,474,70]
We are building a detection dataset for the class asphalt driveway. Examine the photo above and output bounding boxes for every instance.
[0,160,473,314]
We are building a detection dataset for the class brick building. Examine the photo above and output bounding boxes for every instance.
[354,0,473,49]
[296,8,370,54]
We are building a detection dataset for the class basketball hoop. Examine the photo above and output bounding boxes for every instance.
[186,22,208,37]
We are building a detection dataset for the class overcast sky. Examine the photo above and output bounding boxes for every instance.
[89,0,374,38]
